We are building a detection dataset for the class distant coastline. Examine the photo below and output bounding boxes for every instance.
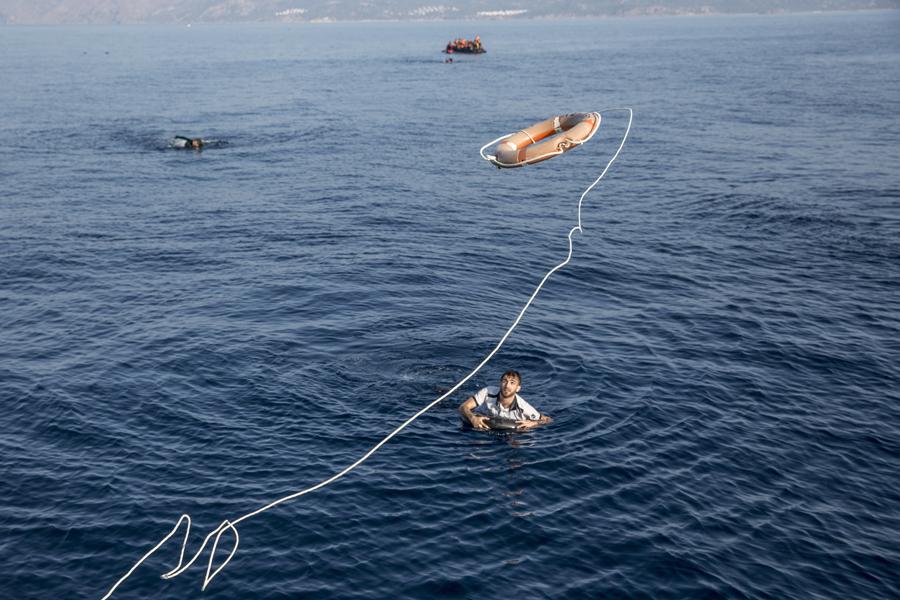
[1,1,898,26]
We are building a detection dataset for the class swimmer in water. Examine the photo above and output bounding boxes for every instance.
[459,370,552,431]
[173,135,203,149]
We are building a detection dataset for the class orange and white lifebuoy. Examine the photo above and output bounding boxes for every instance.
[482,112,601,168]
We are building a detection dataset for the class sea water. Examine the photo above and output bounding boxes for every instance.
[1,12,899,599]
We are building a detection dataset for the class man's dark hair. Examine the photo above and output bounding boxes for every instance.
[501,369,521,383]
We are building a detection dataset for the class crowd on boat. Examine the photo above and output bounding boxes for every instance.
[444,35,484,53]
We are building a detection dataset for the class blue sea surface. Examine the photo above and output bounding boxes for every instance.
[2,11,899,600]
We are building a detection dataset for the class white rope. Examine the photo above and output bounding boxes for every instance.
[99,107,633,599]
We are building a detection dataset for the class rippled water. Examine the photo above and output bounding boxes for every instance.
[2,12,899,600]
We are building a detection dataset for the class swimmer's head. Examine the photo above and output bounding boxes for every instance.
[501,370,521,385]
[190,138,203,148]
[499,370,521,397]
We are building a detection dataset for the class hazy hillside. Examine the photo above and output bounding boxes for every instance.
[0,0,897,24]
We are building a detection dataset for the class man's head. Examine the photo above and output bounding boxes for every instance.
[499,370,521,398]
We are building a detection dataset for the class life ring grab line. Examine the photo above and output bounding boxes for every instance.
[479,112,602,169]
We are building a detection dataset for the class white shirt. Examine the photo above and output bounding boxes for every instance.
[471,386,541,421]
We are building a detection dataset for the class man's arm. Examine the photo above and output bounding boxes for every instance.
[459,396,489,430]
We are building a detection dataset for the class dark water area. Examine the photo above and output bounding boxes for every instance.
[2,12,899,600]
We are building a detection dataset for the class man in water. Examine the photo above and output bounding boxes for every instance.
[459,370,552,431]
[173,135,203,149]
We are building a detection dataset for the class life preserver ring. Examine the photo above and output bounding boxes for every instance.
[483,416,520,431]
[459,415,521,431]
[481,112,601,169]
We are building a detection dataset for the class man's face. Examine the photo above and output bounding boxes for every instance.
[499,375,520,398]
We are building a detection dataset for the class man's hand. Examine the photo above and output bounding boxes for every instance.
[515,419,541,430]
[460,396,489,430]
[470,415,490,430]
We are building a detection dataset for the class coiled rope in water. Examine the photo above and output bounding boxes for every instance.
[100,108,633,599]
